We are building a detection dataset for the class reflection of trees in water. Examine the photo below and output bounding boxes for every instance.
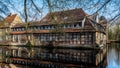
[115,43,120,65]
[108,43,120,65]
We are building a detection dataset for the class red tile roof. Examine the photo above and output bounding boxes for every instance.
[13,8,88,28]
[4,14,17,23]
[40,8,87,24]
[0,14,17,28]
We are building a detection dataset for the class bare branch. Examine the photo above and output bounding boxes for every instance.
[94,0,111,13]
[109,13,120,27]
[24,0,28,23]
[31,0,41,13]
[46,0,52,13]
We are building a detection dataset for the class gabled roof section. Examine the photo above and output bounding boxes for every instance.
[4,13,17,23]
[40,8,87,24]
[88,18,105,33]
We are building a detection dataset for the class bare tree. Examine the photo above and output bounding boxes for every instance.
[5,0,119,24]
[0,1,9,21]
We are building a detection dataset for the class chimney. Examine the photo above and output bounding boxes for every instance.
[9,13,12,16]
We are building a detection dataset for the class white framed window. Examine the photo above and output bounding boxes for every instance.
[41,26,43,30]
[48,26,50,29]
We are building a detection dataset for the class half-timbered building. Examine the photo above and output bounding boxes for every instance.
[10,8,107,47]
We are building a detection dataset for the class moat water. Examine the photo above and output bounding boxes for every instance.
[106,43,120,68]
[1,43,120,68]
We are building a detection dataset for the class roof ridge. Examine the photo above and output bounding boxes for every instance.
[48,8,86,15]
[40,8,87,24]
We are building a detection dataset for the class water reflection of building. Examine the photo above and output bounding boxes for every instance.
[0,46,106,67]
[1,8,107,46]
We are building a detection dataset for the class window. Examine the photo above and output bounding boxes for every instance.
[34,26,38,30]
[17,28,19,31]
[44,34,46,41]
[85,33,88,44]
[41,34,44,41]
[37,26,40,30]
[81,34,85,44]
[19,28,21,31]
[48,26,50,29]
[82,33,93,45]
[51,26,53,29]
[12,29,14,31]
[78,22,82,27]
[44,26,47,29]
[67,24,71,28]
[74,24,77,27]
[88,34,92,44]
[69,24,72,28]
[63,25,66,28]
[73,33,77,39]
[39,26,41,29]
[77,33,80,44]
[14,29,16,31]
[76,24,80,28]
[73,22,82,28]
[49,26,52,29]
[53,26,55,29]
[50,35,52,41]
[43,26,46,29]
[46,34,49,41]
[41,26,43,30]
[55,35,58,41]
[22,28,24,31]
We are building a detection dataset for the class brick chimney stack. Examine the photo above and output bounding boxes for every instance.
[10,13,12,16]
